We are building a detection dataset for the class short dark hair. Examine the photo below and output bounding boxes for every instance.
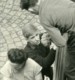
[8,48,27,64]
[20,0,38,10]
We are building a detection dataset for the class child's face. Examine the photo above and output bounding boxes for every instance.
[41,33,51,47]
[28,34,40,46]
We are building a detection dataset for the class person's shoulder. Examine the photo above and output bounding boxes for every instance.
[0,60,11,70]
[0,60,12,77]
[26,58,42,68]
[26,58,39,65]
[25,58,42,74]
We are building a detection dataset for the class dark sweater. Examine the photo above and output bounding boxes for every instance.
[24,42,56,68]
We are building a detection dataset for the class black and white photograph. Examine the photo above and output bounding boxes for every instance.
[0,0,75,80]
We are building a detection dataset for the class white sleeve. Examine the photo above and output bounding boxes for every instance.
[0,61,11,78]
[34,61,43,80]
[35,72,43,80]
[35,64,42,75]
[25,58,43,80]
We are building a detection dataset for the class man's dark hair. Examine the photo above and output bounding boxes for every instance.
[8,48,27,64]
[20,0,38,10]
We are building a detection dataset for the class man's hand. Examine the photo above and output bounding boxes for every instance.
[50,43,57,50]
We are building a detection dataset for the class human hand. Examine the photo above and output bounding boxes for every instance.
[50,43,57,50]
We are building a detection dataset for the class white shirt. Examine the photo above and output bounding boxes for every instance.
[0,58,43,80]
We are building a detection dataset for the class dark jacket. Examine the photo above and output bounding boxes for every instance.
[24,42,56,68]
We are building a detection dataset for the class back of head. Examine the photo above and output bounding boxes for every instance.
[8,48,27,64]
[22,23,40,39]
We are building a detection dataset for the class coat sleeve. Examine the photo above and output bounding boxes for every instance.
[33,49,56,68]
[40,13,66,47]
[42,24,66,47]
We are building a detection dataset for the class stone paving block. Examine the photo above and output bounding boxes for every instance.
[0,44,3,48]
[26,15,34,20]
[0,11,2,15]
[0,32,3,37]
[22,19,29,24]
[2,0,7,1]
[2,19,8,24]
[0,57,7,61]
[15,18,22,24]
[5,14,11,20]
[13,0,20,5]
[15,41,23,47]
[2,44,8,51]
[12,5,20,11]
[12,23,17,28]
[11,15,18,21]
[0,2,3,6]
[17,31,22,36]
[0,17,3,21]
[2,2,6,7]
[0,7,3,11]
[4,36,12,40]
[11,33,18,38]
[5,4,13,8]
[2,30,9,35]
[9,10,17,16]
[9,30,16,35]
[0,39,6,44]
[0,52,7,57]
[14,27,21,32]
[6,27,14,31]
[15,11,22,16]
[2,13,8,18]
[0,14,4,18]
[20,14,26,19]
[6,39,13,44]
[0,47,7,52]
[4,37,14,44]
[7,0,13,5]
[19,23,26,28]
[4,9,11,13]
[13,37,21,42]
[8,43,16,49]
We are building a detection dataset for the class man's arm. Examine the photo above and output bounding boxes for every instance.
[43,26,66,47]
[24,42,56,68]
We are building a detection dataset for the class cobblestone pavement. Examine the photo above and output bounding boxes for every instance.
[0,0,46,79]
